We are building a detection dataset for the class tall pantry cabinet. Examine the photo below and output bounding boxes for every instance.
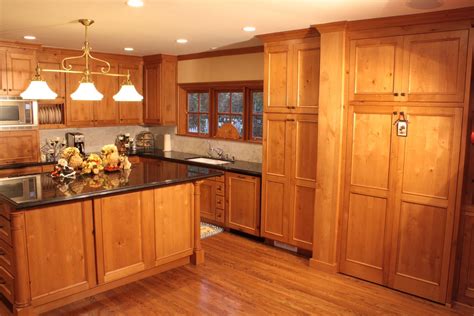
[259,29,320,251]
[339,23,472,303]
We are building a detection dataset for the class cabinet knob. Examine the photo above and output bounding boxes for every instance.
[393,93,399,96]
[400,92,406,96]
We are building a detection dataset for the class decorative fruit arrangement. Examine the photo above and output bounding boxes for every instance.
[61,147,83,170]
[81,154,104,175]
[101,144,120,172]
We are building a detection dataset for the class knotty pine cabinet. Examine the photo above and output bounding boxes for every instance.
[339,105,463,303]
[0,130,39,164]
[118,62,143,125]
[225,172,261,236]
[200,176,225,225]
[37,49,65,100]
[263,37,320,114]
[0,47,36,96]
[143,55,177,125]
[261,113,318,250]
[349,30,469,103]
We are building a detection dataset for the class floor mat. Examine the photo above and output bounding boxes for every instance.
[201,222,224,239]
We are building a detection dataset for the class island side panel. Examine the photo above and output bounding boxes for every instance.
[93,190,155,284]
[154,183,194,265]
[21,201,96,307]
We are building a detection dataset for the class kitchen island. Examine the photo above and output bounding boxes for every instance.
[0,159,222,316]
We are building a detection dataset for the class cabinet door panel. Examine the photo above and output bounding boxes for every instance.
[6,52,36,96]
[262,179,287,240]
[37,51,65,98]
[118,62,143,124]
[94,64,119,125]
[264,44,292,112]
[293,40,320,113]
[144,64,161,124]
[200,180,216,221]
[0,130,39,164]
[66,72,95,127]
[0,50,8,95]
[25,202,96,304]
[349,37,403,102]
[154,184,194,265]
[160,58,177,125]
[340,106,397,284]
[402,30,468,103]
[263,114,290,177]
[94,191,153,283]
[342,193,387,283]
[390,107,462,303]
[289,114,318,249]
[226,173,261,236]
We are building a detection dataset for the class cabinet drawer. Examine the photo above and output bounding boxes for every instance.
[0,217,11,245]
[0,265,13,303]
[216,195,225,209]
[214,175,225,183]
[215,182,225,196]
[0,239,13,276]
[215,208,224,224]
[0,166,42,177]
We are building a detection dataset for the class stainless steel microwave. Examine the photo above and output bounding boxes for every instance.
[0,97,38,130]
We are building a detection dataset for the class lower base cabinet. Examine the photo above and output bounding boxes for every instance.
[1,181,199,315]
[200,172,262,236]
[225,172,261,236]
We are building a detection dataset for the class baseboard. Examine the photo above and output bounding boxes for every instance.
[309,258,338,273]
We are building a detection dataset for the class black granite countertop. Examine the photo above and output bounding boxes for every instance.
[0,151,262,176]
[0,160,223,210]
[137,150,262,176]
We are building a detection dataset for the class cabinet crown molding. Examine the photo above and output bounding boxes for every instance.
[257,28,319,43]
[346,6,474,31]
[0,39,41,50]
[313,21,348,33]
[143,54,178,64]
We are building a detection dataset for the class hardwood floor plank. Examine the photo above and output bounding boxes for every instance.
[43,232,468,316]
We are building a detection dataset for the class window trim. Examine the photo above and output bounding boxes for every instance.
[185,90,210,137]
[178,81,263,143]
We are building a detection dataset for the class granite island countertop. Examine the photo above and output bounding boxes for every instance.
[0,159,223,210]
[0,150,262,176]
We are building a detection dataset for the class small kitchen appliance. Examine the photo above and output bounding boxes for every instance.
[65,132,85,155]
[0,96,38,130]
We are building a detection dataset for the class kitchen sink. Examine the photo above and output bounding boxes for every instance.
[186,157,231,165]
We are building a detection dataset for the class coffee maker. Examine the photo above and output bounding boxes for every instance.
[65,132,85,155]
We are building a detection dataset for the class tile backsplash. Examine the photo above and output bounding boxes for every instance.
[39,126,151,153]
[40,125,262,163]
[150,126,262,163]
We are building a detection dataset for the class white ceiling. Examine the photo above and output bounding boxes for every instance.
[0,0,472,56]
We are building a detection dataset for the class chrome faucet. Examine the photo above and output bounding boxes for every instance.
[207,142,235,162]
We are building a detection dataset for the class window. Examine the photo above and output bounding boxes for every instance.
[186,92,209,136]
[178,81,263,142]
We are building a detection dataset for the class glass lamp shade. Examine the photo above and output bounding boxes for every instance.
[20,80,58,100]
[113,84,144,102]
[71,82,104,101]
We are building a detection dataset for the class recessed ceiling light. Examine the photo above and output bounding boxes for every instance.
[176,39,188,44]
[126,0,144,7]
[124,47,134,52]
[243,26,256,32]
[23,35,36,40]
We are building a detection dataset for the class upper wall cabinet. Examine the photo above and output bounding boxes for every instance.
[349,30,469,103]
[93,63,119,126]
[37,49,65,99]
[118,62,143,125]
[143,55,177,125]
[263,36,320,114]
[0,48,36,96]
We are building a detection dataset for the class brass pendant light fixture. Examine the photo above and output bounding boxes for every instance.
[21,19,143,102]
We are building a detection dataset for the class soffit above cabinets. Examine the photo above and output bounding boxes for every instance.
[0,0,472,56]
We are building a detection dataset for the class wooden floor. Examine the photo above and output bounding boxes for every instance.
[45,232,470,315]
